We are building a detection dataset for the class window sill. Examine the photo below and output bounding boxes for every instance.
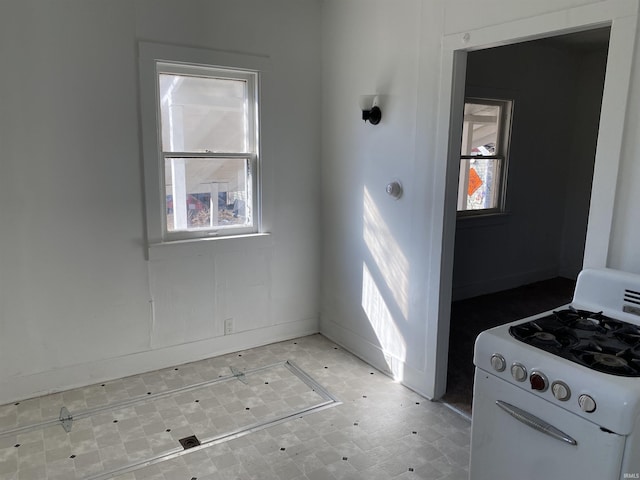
[151,232,270,247]
[147,232,272,260]
[456,212,511,230]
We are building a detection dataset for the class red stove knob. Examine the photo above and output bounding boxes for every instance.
[529,371,548,392]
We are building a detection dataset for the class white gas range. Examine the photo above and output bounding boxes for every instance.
[470,268,640,480]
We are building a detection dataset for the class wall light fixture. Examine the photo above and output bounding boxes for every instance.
[360,95,382,125]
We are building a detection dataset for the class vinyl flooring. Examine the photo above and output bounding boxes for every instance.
[0,334,470,480]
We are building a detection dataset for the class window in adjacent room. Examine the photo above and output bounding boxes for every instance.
[139,43,264,244]
[457,98,512,215]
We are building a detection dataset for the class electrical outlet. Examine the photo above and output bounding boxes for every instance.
[224,318,234,335]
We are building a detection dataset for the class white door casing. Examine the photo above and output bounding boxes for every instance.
[426,0,639,399]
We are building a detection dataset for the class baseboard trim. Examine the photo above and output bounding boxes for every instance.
[0,318,319,405]
[320,317,433,400]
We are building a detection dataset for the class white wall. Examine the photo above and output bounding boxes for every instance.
[320,0,639,399]
[609,20,640,273]
[452,40,607,300]
[320,0,435,393]
[1,0,638,407]
[0,0,321,405]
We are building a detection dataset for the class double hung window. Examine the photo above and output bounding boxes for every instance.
[457,98,512,215]
[139,43,262,243]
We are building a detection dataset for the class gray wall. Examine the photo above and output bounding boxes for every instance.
[559,48,610,277]
[452,40,608,300]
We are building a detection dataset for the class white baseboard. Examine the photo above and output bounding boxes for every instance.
[0,318,319,405]
[320,317,434,400]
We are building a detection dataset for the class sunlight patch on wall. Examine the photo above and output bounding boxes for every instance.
[363,186,410,319]
[361,263,406,381]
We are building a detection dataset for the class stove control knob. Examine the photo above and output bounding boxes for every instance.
[551,381,571,401]
[529,371,548,392]
[510,363,527,382]
[490,354,506,372]
[578,394,597,413]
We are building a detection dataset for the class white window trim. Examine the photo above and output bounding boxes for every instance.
[138,42,270,246]
[457,97,513,217]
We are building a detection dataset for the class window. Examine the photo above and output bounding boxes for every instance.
[457,98,512,215]
[158,64,257,237]
[139,43,265,243]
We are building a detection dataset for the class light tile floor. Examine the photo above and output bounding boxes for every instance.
[0,334,470,480]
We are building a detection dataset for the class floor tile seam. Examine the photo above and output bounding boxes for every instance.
[0,361,291,440]
[79,380,340,478]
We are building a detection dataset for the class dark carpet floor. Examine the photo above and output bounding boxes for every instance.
[442,277,576,415]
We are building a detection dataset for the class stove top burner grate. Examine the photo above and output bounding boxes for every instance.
[509,307,640,377]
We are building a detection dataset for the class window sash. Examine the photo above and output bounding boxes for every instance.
[156,63,258,157]
[161,154,257,241]
[457,157,505,215]
[155,65,259,240]
[457,97,512,215]
[462,100,507,157]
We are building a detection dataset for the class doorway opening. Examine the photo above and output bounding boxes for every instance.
[442,28,611,415]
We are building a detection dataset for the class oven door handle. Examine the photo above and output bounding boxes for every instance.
[496,400,577,446]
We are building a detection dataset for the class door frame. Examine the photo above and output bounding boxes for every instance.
[427,1,639,399]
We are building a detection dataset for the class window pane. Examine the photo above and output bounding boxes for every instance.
[461,103,501,156]
[165,157,251,231]
[159,74,248,153]
[458,158,500,211]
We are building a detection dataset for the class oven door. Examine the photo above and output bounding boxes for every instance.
[470,369,625,480]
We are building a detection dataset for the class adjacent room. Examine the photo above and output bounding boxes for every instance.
[444,28,610,415]
[1,1,640,479]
